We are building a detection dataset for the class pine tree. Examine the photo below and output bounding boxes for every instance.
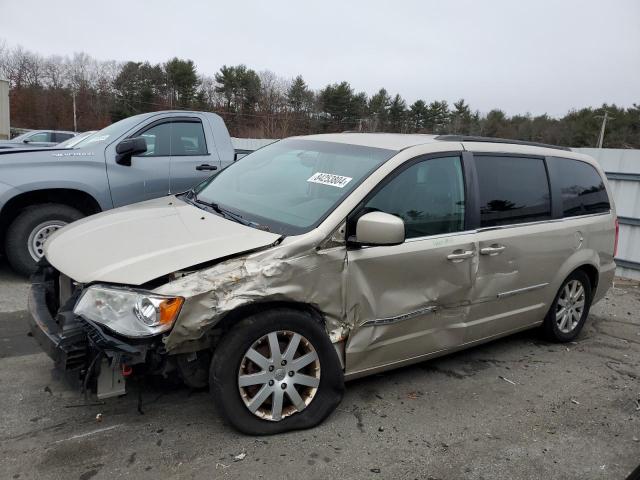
[388,94,407,132]
[287,75,313,113]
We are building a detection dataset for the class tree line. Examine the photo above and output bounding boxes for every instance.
[0,41,638,147]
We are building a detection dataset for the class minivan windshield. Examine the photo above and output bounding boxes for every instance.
[193,139,395,235]
[71,114,149,149]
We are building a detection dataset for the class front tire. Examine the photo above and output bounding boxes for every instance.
[542,270,592,342]
[210,308,344,435]
[5,204,84,276]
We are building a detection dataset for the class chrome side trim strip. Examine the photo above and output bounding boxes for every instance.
[360,305,437,327]
[497,282,549,299]
[476,211,611,233]
[404,229,476,243]
[401,211,612,243]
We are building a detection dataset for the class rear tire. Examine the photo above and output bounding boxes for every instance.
[542,270,592,342]
[210,308,344,435]
[5,204,84,276]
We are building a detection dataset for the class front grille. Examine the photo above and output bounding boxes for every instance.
[60,343,89,371]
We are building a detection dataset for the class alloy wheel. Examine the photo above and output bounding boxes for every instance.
[556,279,586,333]
[238,330,321,422]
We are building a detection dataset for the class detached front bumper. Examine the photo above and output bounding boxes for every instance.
[28,265,157,398]
[28,268,87,370]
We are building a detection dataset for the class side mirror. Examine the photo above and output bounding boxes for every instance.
[355,211,405,246]
[23,139,31,144]
[234,149,252,161]
[115,137,147,166]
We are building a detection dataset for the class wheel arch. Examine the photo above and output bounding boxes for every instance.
[574,263,599,296]
[0,188,103,250]
[207,300,346,370]
[548,248,601,299]
[212,300,327,340]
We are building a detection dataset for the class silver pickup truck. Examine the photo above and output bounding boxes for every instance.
[0,110,237,275]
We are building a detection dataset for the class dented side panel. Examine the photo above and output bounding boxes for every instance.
[344,231,477,375]
[155,230,350,353]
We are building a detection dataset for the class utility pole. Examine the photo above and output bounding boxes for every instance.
[72,91,77,132]
[596,111,614,148]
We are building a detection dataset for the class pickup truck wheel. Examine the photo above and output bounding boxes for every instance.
[5,204,84,276]
[210,309,344,435]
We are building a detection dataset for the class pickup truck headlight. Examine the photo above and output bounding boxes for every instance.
[74,285,184,337]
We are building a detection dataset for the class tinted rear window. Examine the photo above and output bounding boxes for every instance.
[476,155,551,227]
[551,158,610,217]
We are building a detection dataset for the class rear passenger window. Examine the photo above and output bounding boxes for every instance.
[364,156,465,238]
[476,156,551,227]
[552,158,610,217]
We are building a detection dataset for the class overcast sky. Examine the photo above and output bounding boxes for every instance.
[1,0,638,116]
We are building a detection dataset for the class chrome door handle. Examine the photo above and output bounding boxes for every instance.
[447,249,475,262]
[480,244,506,256]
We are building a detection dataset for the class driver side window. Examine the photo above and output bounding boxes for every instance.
[365,156,465,239]
[139,123,171,157]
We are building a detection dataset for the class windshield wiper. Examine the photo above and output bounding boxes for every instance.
[192,193,264,229]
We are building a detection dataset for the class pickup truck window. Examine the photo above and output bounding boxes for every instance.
[140,123,171,157]
[171,121,207,156]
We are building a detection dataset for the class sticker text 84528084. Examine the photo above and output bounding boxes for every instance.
[307,172,353,188]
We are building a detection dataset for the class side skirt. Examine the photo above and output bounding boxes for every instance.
[343,320,543,381]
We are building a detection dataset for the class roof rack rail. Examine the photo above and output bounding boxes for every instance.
[434,135,571,151]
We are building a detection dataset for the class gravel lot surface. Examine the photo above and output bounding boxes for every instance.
[1,259,639,479]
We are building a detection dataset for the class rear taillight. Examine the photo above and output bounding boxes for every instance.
[614,217,619,257]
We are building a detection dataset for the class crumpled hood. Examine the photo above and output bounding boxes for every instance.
[45,196,281,285]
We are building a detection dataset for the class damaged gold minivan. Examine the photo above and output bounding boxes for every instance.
[29,134,617,434]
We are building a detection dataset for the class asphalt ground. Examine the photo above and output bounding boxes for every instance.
[1,259,639,479]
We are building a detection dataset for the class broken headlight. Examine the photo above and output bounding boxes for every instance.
[73,285,184,337]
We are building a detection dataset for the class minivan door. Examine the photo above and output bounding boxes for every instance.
[169,119,221,193]
[466,154,565,341]
[345,154,477,375]
[107,121,171,208]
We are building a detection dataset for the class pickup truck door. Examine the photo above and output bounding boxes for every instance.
[106,121,171,208]
[168,118,221,193]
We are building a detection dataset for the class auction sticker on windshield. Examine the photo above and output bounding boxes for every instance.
[307,172,353,188]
